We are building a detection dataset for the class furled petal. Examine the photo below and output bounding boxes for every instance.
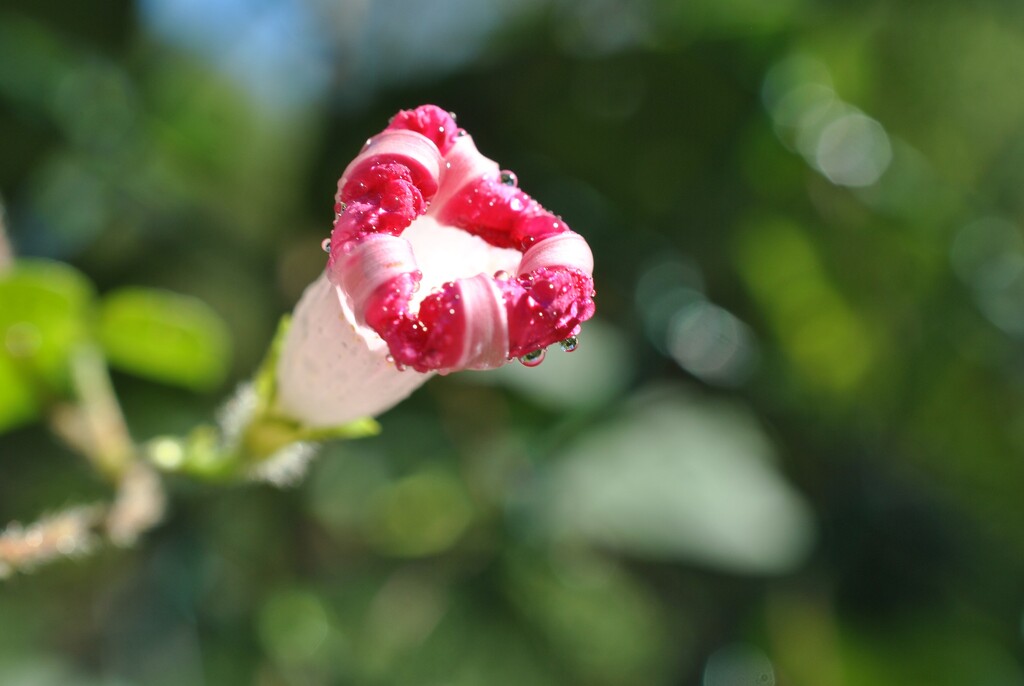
[275,217,520,426]
[275,105,596,426]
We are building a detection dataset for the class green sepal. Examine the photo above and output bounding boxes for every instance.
[245,313,380,458]
[242,413,379,462]
[253,314,291,414]
[145,425,243,481]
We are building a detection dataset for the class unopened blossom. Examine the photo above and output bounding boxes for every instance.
[275,105,596,427]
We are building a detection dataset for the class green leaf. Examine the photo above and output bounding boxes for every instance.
[98,287,231,391]
[364,472,475,557]
[0,354,37,432]
[529,385,815,574]
[503,552,670,685]
[0,259,97,431]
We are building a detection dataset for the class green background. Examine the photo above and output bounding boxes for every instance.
[2,0,1024,683]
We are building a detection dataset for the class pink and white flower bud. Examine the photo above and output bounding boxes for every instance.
[274,105,596,427]
[275,218,521,426]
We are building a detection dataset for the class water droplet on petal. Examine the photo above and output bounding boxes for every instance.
[500,170,518,187]
[519,348,546,367]
[439,125,446,134]
[321,238,331,253]
[559,335,579,352]
[456,129,467,137]
[448,111,457,121]
[494,270,511,281]
[510,198,524,212]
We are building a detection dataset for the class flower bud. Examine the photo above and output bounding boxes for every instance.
[274,105,596,427]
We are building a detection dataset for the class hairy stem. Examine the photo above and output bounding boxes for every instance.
[51,346,136,481]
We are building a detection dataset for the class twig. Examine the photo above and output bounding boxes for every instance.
[50,346,136,481]
[0,463,167,579]
[3,348,167,580]
[106,462,165,546]
[0,506,104,579]
[0,200,165,580]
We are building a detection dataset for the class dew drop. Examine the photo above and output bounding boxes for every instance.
[494,270,511,281]
[519,348,546,367]
[439,125,446,134]
[559,335,579,352]
[448,111,457,121]
[510,198,524,212]
[456,129,467,137]
[321,238,331,253]
[500,170,518,187]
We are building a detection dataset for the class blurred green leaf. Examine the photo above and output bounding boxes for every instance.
[258,588,334,667]
[839,619,1024,686]
[504,552,671,685]
[98,287,230,391]
[530,385,815,574]
[734,218,876,396]
[0,355,36,433]
[0,259,96,430]
[364,472,475,557]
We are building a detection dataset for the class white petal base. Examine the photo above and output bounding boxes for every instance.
[275,217,520,426]
[274,274,430,427]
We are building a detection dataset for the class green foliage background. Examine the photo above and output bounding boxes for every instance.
[3,0,1024,683]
